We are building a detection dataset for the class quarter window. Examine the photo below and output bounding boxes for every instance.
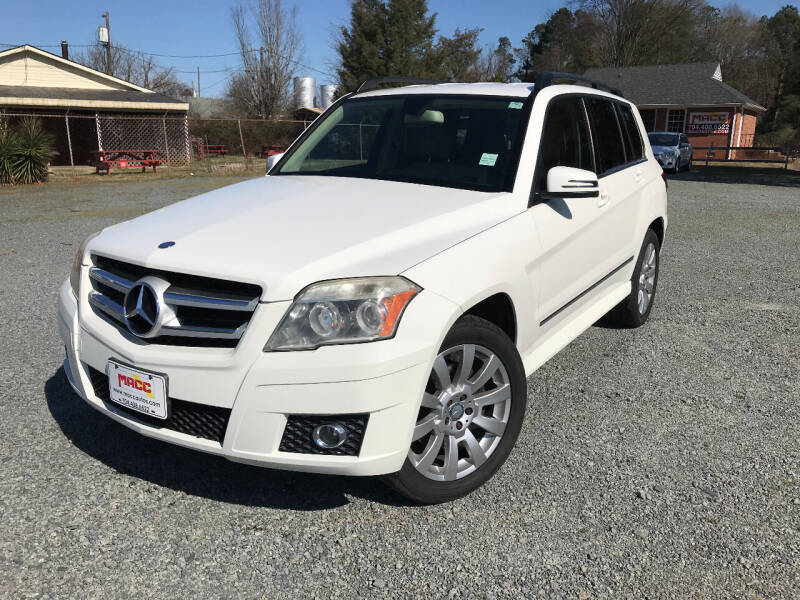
[617,103,644,161]
[667,109,685,133]
[585,97,627,174]
[538,96,594,184]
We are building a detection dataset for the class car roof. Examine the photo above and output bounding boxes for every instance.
[355,82,533,98]
[354,81,628,102]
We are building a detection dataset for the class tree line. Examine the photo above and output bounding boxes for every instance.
[334,0,800,147]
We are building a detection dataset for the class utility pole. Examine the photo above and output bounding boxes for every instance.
[101,11,112,75]
[197,66,201,97]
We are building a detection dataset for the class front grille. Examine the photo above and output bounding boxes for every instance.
[87,254,262,348]
[87,366,231,444]
[279,415,369,456]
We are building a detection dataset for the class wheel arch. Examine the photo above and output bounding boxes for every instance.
[462,292,517,344]
[648,216,665,247]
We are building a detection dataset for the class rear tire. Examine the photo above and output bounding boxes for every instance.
[384,315,527,504]
[606,229,660,327]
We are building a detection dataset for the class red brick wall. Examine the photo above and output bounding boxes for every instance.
[655,109,667,131]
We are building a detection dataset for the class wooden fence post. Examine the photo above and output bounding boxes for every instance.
[237,119,250,171]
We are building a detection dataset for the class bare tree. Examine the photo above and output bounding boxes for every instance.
[578,0,706,66]
[75,45,191,98]
[228,0,302,118]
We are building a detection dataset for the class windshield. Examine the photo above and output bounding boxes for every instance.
[648,133,679,146]
[275,95,528,192]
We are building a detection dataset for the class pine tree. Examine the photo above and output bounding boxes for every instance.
[336,0,439,91]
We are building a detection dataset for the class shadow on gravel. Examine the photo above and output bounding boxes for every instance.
[45,369,413,510]
[669,165,800,187]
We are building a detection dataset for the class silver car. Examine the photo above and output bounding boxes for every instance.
[648,132,692,172]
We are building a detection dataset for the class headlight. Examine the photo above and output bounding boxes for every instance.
[265,276,421,351]
[69,232,100,297]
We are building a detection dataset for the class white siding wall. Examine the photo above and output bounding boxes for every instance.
[0,52,129,90]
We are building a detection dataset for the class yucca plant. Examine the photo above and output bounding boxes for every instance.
[0,129,19,185]
[11,117,54,184]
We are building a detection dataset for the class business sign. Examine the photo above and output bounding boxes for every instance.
[686,111,732,134]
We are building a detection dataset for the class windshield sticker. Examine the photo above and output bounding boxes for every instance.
[508,101,524,109]
[479,153,498,167]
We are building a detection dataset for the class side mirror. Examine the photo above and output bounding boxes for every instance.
[266,152,285,174]
[540,166,599,200]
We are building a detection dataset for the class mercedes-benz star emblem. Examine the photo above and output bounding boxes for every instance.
[124,282,160,337]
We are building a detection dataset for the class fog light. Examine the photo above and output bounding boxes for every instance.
[312,423,348,449]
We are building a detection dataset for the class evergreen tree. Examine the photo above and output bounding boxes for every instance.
[336,0,389,92]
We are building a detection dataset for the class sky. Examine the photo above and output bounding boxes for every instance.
[1,0,796,97]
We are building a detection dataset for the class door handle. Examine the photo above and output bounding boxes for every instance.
[634,169,643,183]
[598,190,610,208]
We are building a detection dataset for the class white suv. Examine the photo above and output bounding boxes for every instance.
[58,74,667,504]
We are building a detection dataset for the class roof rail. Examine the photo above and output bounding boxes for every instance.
[354,76,445,94]
[533,72,623,98]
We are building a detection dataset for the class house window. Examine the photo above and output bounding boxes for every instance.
[639,109,656,132]
[667,109,685,133]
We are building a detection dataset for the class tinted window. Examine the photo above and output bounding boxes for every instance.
[617,103,644,161]
[586,97,627,173]
[538,96,594,184]
[277,95,526,192]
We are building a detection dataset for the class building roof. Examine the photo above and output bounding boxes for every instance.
[0,45,188,112]
[0,85,187,111]
[584,62,766,111]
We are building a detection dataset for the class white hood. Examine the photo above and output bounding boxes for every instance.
[88,175,522,301]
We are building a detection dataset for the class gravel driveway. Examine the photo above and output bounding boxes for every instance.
[1,173,798,598]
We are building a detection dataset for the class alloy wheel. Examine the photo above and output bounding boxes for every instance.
[409,344,512,481]
[637,242,657,314]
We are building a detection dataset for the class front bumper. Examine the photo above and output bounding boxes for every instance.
[58,279,459,476]
[656,154,677,169]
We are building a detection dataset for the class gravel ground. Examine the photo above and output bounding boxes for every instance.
[1,172,798,599]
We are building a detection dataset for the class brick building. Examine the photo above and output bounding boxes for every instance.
[584,62,765,159]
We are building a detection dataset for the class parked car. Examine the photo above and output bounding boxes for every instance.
[648,131,692,172]
[59,74,667,504]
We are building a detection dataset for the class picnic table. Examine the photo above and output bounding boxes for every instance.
[255,144,287,159]
[91,149,162,174]
[205,144,228,156]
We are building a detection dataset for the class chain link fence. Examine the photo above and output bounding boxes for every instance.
[0,110,309,175]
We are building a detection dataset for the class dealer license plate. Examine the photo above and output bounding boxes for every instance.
[106,361,168,420]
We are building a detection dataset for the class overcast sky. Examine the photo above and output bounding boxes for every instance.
[1,0,795,96]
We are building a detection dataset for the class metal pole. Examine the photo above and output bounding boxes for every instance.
[65,111,76,177]
[237,119,249,170]
[95,112,103,151]
[197,67,200,97]
[102,12,112,75]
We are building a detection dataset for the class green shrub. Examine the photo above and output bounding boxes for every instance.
[0,130,19,184]
[0,117,54,185]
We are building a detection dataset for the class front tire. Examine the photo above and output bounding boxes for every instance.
[384,315,527,504]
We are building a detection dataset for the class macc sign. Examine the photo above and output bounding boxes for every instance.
[686,111,733,134]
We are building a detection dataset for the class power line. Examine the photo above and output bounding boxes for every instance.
[0,41,335,77]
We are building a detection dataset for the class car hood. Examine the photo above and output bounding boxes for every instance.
[651,145,678,154]
[88,175,521,301]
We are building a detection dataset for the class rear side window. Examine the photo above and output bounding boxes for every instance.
[538,96,594,182]
[585,97,627,174]
[617,103,644,161]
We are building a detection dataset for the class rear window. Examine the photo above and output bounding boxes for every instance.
[617,104,644,161]
[585,97,627,174]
